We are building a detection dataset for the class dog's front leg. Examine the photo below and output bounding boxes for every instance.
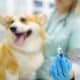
[26,72,36,80]
[31,72,36,80]
[6,71,19,80]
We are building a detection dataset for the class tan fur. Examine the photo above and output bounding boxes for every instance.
[0,16,14,28]
[26,15,45,40]
[0,44,19,80]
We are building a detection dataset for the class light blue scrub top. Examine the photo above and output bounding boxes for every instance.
[36,8,80,80]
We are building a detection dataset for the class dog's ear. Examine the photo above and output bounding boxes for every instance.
[0,15,13,27]
[0,16,6,26]
[34,14,47,25]
[33,14,46,40]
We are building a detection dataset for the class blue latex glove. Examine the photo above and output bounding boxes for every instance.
[49,48,72,80]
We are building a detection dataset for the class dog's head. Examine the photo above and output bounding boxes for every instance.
[0,14,46,52]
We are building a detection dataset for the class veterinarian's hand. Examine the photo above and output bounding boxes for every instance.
[49,54,72,80]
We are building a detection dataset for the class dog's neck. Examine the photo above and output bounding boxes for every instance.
[4,42,42,55]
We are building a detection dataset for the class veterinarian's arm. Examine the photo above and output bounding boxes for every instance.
[68,22,80,64]
[67,19,80,80]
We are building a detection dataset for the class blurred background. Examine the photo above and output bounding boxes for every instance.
[0,0,56,17]
[0,0,55,41]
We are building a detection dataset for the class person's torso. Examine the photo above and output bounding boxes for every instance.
[44,9,78,57]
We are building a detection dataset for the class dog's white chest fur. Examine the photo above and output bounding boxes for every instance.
[13,51,44,79]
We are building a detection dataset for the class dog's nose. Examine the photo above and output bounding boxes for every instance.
[10,27,17,33]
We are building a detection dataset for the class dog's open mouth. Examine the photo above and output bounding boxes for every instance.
[14,30,32,45]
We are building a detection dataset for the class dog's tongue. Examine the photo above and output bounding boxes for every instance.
[14,34,25,45]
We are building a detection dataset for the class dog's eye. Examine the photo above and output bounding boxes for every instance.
[20,17,26,23]
[8,20,14,24]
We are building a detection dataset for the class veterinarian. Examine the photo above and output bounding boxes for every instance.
[36,0,80,80]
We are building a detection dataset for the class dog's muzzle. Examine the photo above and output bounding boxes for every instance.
[10,26,32,38]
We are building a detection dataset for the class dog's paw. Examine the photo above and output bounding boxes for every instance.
[6,71,19,80]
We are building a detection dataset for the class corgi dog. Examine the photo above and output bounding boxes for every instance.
[0,14,45,80]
